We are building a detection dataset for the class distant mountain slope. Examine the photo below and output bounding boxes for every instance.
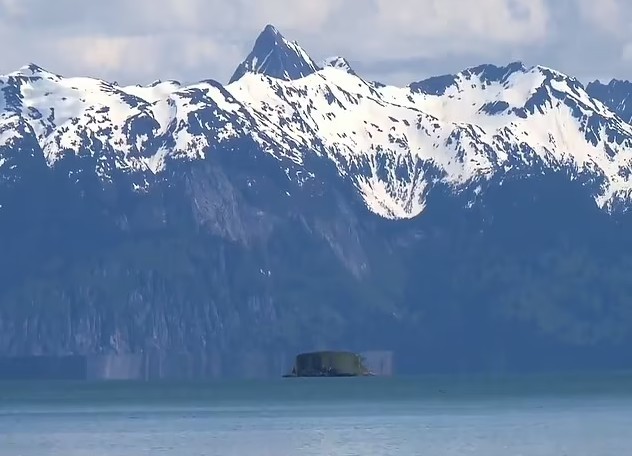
[587,79,632,124]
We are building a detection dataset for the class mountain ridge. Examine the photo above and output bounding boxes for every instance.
[2,27,632,219]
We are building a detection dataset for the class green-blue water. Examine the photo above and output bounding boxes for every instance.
[2,373,632,455]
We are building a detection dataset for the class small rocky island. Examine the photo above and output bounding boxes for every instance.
[284,351,372,377]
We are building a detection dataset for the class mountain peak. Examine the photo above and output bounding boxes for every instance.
[228,24,320,84]
[462,61,527,82]
[261,23,281,37]
[11,63,61,80]
[148,79,181,88]
[322,56,356,75]
[22,63,46,73]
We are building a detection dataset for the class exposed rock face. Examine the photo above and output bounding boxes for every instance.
[229,24,321,83]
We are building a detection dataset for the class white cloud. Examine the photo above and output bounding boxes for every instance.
[52,35,161,76]
[621,43,632,62]
[242,0,343,33]
[0,0,26,18]
[574,0,622,35]
[0,0,628,85]
[309,0,550,63]
[47,32,243,83]
[372,0,549,43]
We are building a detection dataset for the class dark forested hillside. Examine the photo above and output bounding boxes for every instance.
[2,148,632,378]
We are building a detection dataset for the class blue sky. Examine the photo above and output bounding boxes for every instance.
[1,0,629,86]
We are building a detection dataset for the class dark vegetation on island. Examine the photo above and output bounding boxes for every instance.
[284,351,371,377]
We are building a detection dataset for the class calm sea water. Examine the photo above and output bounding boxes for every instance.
[2,373,632,455]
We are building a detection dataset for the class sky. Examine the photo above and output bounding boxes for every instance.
[0,0,630,86]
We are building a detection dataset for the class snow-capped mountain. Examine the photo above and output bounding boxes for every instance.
[228,24,321,83]
[2,25,632,221]
[6,25,632,378]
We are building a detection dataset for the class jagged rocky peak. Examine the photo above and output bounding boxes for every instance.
[322,56,356,75]
[409,61,528,95]
[464,61,583,88]
[586,78,632,123]
[462,61,527,83]
[9,63,61,80]
[408,61,585,100]
[148,79,182,88]
[228,24,321,83]
[21,63,46,74]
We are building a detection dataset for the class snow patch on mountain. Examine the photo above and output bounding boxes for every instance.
[226,63,632,217]
[323,56,356,75]
[121,80,182,103]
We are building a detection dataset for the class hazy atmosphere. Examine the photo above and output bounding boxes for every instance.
[5,1,632,454]
[1,0,631,85]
